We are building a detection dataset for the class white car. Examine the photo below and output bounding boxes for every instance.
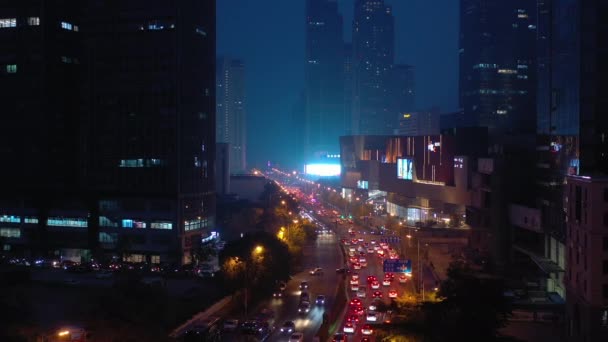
[382,279,391,286]
[399,275,407,283]
[366,311,377,322]
[371,281,380,289]
[350,278,359,285]
[290,332,304,342]
[356,287,367,298]
[351,283,359,291]
[343,323,355,334]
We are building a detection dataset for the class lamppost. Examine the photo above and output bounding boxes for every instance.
[243,245,264,315]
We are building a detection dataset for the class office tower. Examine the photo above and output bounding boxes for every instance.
[0,0,217,264]
[304,0,344,160]
[395,109,440,136]
[387,64,415,124]
[459,0,537,134]
[351,0,394,135]
[343,43,353,136]
[216,57,246,174]
[552,1,608,340]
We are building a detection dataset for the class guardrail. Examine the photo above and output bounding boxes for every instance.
[168,295,232,338]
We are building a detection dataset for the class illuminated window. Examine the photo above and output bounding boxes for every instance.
[151,221,173,230]
[151,255,160,264]
[0,18,16,28]
[497,69,517,74]
[122,219,146,229]
[0,215,20,223]
[99,232,118,243]
[27,17,40,26]
[0,228,20,238]
[24,217,38,224]
[47,217,87,228]
[61,21,73,30]
[6,64,17,74]
[195,27,207,36]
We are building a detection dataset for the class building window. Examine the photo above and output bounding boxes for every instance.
[60,21,73,30]
[122,219,146,229]
[0,18,16,28]
[151,255,160,264]
[6,64,17,74]
[0,215,20,223]
[0,228,20,238]
[24,217,38,224]
[27,17,40,26]
[99,232,118,244]
[47,217,87,228]
[151,222,172,230]
[124,254,144,263]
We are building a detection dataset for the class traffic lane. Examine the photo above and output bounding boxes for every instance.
[266,233,342,342]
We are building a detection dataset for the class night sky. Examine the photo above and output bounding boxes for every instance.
[217,0,459,169]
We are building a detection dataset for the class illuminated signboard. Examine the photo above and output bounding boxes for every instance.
[427,142,441,152]
[397,158,414,180]
[304,163,341,177]
[357,180,369,189]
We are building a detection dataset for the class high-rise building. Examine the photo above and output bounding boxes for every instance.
[351,0,395,135]
[0,0,217,264]
[304,0,344,160]
[395,108,440,136]
[387,64,415,124]
[216,57,246,173]
[549,0,608,340]
[459,0,537,134]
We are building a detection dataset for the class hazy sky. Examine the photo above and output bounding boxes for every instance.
[217,0,459,168]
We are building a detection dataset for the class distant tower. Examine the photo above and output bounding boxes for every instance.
[304,0,344,160]
[459,0,536,134]
[216,58,247,173]
[351,0,395,135]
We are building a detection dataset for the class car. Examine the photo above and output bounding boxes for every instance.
[290,332,304,342]
[222,319,239,331]
[336,267,350,274]
[388,290,398,298]
[350,278,359,285]
[351,306,365,315]
[280,321,296,334]
[370,239,376,245]
[273,288,284,298]
[309,267,323,276]
[332,333,348,341]
[299,281,309,290]
[353,263,361,270]
[366,275,377,283]
[372,291,382,298]
[358,238,364,243]
[367,248,374,253]
[298,301,310,314]
[351,283,359,291]
[356,287,366,298]
[399,274,407,283]
[349,256,358,263]
[382,278,391,286]
[361,324,374,335]
[346,314,359,324]
[351,273,359,281]
[343,322,355,334]
[371,281,380,289]
[366,311,377,322]
[316,294,326,305]
[349,298,362,307]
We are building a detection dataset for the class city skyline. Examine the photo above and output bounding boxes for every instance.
[217,0,459,168]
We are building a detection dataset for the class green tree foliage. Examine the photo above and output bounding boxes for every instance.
[219,231,290,293]
[422,260,511,341]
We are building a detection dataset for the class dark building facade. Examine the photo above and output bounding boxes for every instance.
[216,57,246,173]
[0,0,216,264]
[351,0,395,135]
[304,0,344,160]
[459,0,537,134]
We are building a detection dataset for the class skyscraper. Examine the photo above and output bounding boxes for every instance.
[0,0,216,264]
[351,0,395,135]
[459,0,537,134]
[304,0,344,160]
[216,57,247,173]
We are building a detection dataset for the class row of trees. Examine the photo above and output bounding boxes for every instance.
[385,260,512,341]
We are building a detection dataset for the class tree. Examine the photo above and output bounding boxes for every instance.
[191,240,217,265]
[422,261,511,341]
